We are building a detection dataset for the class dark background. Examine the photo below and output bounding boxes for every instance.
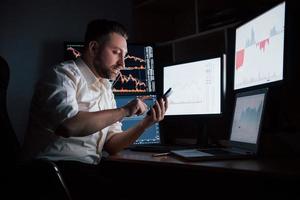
[1,0,299,157]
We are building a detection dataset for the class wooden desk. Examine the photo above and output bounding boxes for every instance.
[101,150,300,199]
[105,150,300,177]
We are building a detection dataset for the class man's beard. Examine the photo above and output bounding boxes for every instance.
[96,66,111,79]
[94,63,119,80]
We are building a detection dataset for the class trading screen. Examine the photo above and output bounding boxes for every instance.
[115,95,160,144]
[164,57,221,116]
[64,43,156,95]
[234,2,285,90]
[112,45,155,94]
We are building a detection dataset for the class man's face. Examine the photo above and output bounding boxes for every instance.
[93,32,127,80]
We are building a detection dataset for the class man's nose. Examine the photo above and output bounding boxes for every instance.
[118,56,125,69]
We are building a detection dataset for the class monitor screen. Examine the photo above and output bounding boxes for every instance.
[64,42,156,95]
[230,89,267,145]
[234,2,285,90]
[115,95,160,144]
[163,57,222,116]
[64,42,84,60]
[113,44,156,95]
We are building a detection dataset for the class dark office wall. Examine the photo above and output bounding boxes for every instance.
[0,0,133,144]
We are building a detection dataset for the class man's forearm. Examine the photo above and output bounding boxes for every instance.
[55,108,128,137]
[104,118,153,154]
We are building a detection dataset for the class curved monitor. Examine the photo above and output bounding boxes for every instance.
[234,2,286,90]
[163,56,222,116]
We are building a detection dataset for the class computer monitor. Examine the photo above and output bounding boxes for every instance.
[113,44,158,144]
[113,44,156,95]
[64,42,84,60]
[114,95,160,144]
[234,1,286,90]
[163,56,222,116]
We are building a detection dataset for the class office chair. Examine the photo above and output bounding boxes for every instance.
[0,56,72,200]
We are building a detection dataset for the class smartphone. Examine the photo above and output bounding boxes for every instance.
[147,88,172,115]
[160,87,172,99]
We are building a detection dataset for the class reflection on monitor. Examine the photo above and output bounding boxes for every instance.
[164,57,221,116]
[234,2,285,90]
[113,45,155,94]
[115,95,160,144]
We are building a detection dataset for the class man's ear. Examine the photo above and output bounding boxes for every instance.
[88,41,98,56]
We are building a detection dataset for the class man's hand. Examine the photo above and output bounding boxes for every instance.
[122,96,149,117]
[104,97,168,155]
[143,97,168,126]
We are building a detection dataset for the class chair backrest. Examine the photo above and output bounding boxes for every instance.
[18,159,73,200]
[0,56,20,170]
[0,56,72,200]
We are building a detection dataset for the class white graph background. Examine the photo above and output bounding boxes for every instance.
[164,57,221,115]
[234,2,285,90]
[230,94,265,144]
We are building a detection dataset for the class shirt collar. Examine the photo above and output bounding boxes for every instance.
[75,58,112,90]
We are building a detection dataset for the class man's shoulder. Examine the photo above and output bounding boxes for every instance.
[55,59,77,70]
[38,60,81,85]
[53,59,81,77]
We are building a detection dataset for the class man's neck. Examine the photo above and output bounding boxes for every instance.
[81,55,101,79]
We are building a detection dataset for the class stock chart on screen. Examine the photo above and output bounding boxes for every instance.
[164,57,221,116]
[64,43,156,95]
[234,2,285,90]
[113,45,155,95]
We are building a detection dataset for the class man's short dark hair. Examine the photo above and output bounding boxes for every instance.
[84,19,128,45]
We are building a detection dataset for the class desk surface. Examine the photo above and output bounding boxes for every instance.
[104,149,300,178]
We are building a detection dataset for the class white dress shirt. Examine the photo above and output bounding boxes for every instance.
[22,58,122,164]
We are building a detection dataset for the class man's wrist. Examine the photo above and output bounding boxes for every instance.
[119,107,130,117]
[140,117,153,129]
[136,120,149,132]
